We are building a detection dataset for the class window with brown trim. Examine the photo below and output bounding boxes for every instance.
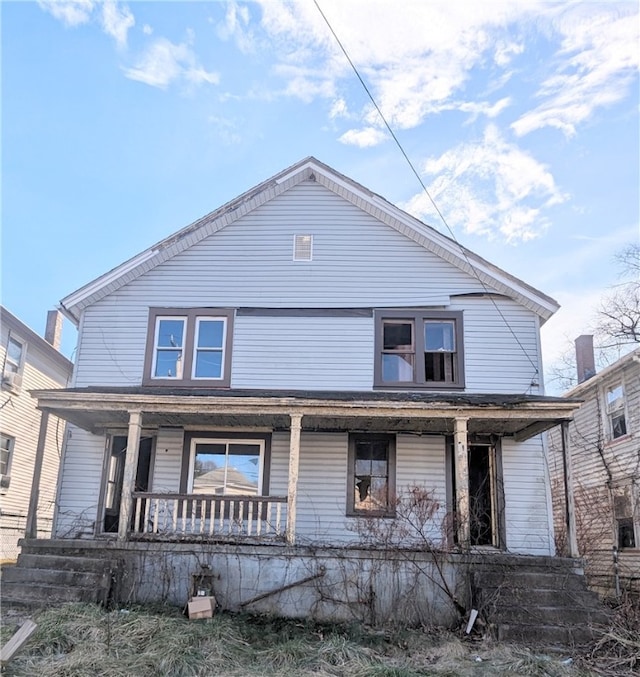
[347,434,396,517]
[2,334,26,393]
[143,308,234,386]
[374,310,464,389]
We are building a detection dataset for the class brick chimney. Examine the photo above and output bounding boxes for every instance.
[575,334,595,384]
[44,310,63,350]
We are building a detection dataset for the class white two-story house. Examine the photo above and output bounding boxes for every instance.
[28,158,586,627]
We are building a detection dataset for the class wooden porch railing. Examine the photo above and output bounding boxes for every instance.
[130,493,288,540]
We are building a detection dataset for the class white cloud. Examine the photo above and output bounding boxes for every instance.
[402,124,568,242]
[37,0,94,27]
[101,1,134,49]
[143,24,153,36]
[339,127,387,148]
[512,6,639,137]
[208,115,243,146]
[123,38,219,89]
[217,1,255,53]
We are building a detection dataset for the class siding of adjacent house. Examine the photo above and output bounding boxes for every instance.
[0,318,72,559]
[547,351,640,592]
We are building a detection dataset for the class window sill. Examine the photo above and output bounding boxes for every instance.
[373,383,465,391]
[605,433,633,447]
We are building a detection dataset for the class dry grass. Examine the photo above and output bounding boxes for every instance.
[0,603,607,676]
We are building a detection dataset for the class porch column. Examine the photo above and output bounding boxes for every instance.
[285,413,303,545]
[25,412,50,539]
[560,421,579,558]
[454,417,470,548]
[117,409,142,541]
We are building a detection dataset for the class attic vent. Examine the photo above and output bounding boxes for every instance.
[293,234,313,261]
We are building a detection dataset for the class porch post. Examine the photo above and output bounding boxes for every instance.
[117,409,142,541]
[285,413,303,545]
[25,412,50,539]
[454,417,470,548]
[561,421,579,558]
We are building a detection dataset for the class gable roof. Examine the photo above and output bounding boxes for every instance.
[59,157,559,325]
[563,347,640,397]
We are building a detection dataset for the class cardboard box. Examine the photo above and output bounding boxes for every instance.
[187,595,216,619]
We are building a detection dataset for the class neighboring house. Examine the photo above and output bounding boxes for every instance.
[0,307,73,560]
[30,158,586,625]
[548,336,640,595]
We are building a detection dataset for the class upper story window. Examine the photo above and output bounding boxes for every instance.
[2,334,26,393]
[374,310,464,389]
[605,383,627,440]
[143,308,233,387]
[0,433,15,489]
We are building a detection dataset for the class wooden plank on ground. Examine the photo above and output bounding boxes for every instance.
[0,619,37,665]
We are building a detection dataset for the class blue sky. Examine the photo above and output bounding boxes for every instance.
[2,0,638,390]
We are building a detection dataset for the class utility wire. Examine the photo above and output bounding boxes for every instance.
[313,0,540,382]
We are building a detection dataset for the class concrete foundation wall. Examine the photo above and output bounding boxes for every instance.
[106,541,463,627]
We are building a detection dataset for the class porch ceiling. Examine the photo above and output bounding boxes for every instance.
[32,387,581,442]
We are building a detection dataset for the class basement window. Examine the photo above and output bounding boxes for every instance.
[293,235,313,261]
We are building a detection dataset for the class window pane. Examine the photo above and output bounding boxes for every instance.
[371,460,388,477]
[355,458,371,475]
[7,338,23,363]
[382,354,414,381]
[612,413,627,439]
[157,319,184,348]
[425,321,455,352]
[0,448,10,475]
[197,320,224,348]
[383,322,413,350]
[154,350,183,378]
[194,451,227,494]
[370,477,389,505]
[194,351,222,378]
[225,455,259,493]
[607,385,624,411]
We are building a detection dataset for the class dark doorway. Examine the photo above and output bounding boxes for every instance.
[468,444,496,546]
[103,436,153,533]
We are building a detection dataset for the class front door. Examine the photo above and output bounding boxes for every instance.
[103,435,153,533]
[468,444,498,547]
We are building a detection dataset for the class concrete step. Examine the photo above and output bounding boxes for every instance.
[476,570,589,592]
[2,565,110,588]
[497,622,597,646]
[1,581,105,605]
[493,604,607,626]
[16,553,112,574]
[478,586,601,609]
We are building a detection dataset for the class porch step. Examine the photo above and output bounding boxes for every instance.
[1,544,117,609]
[474,560,610,646]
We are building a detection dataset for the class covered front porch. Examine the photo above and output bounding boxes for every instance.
[33,387,582,555]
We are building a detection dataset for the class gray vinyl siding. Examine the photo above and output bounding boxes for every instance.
[152,428,184,492]
[74,180,548,391]
[53,427,104,539]
[450,297,541,394]
[232,316,373,390]
[502,437,553,556]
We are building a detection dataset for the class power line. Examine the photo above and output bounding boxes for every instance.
[313,0,540,382]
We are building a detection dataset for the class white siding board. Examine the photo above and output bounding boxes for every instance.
[152,428,184,492]
[232,316,373,390]
[54,427,104,538]
[502,437,553,555]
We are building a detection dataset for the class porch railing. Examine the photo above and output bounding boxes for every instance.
[130,493,288,540]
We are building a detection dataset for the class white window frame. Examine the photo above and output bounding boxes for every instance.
[612,480,638,549]
[604,382,628,441]
[2,333,26,393]
[0,433,15,490]
[191,316,228,381]
[187,437,265,495]
[150,316,187,380]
